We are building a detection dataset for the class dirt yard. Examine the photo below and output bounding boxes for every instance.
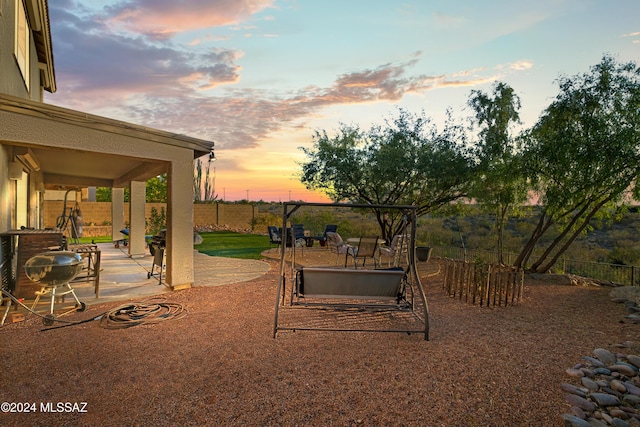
[0,252,637,426]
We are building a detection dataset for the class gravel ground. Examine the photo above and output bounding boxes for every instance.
[0,255,638,426]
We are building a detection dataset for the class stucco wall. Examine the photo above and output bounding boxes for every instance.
[0,146,10,232]
[0,0,42,100]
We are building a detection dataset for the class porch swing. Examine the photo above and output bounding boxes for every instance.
[272,202,430,340]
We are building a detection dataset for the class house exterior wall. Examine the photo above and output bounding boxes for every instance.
[0,0,48,234]
[1,0,215,290]
[0,146,11,232]
[0,0,43,101]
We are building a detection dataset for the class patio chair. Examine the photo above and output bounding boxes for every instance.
[326,232,354,265]
[347,236,379,269]
[379,234,409,267]
[267,226,282,248]
[315,224,338,247]
[293,224,306,246]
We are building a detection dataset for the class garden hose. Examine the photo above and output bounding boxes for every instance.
[1,289,186,331]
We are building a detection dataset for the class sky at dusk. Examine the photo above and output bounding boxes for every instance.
[45,0,640,202]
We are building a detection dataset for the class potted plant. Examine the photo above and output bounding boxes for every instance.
[416,246,432,262]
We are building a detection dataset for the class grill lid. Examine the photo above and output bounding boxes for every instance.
[24,251,83,285]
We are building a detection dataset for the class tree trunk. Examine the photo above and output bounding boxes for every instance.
[535,196,614,273]
[529,202,591,272]
[513,213,551,269]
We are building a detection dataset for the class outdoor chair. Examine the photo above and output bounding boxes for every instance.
[347,236,379,269]
[326,232,354,265]
[292,224,307,251]
[379,234,409,267]
[267,226,282,248]
[293,224,306,244]
[315,224,338,247]
[280,224,307,253]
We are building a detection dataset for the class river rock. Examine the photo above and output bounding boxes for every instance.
[583,356,606,368]
[611,418,631,427]
[567,367,585,378]
[590,392,621,406]
[581,377,600,391]
[601,387,623,398]
[562,413,592,427]
[601,412,614,424]
[564,349,640,424]
[610,409,629,419]
[611,379,628,393]
[570,406,587,419]
[626,355,640,369]
[609,287,640,305]
[565,394,596,412]
[617,362,639,373]
[562,382,588,397]
[594,348,617,365]
[581,368,595,377]
[586,418,609,427]
[611,365,637,377]
[625,382,640,396]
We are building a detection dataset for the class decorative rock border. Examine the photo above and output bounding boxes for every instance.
[562,346,640,426]
[610,287,640,324]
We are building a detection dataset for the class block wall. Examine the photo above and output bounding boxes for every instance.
[43,201,259,236]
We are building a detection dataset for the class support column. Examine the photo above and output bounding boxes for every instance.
[166,155,194,290]
[128,180,146,258]
[111,188,125,243]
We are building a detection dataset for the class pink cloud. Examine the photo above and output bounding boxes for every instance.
[105,0,276,38]
[50,55,510,151]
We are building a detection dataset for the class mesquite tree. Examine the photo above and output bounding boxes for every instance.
[467,82,528,265]
[515,55,640,272]
[300,109,474,241]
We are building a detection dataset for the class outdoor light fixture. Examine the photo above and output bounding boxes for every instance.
[15,147,40,171]
[8,162,23,180]
[209,149,216,162]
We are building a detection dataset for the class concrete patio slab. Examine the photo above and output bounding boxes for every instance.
[29,242,272,308]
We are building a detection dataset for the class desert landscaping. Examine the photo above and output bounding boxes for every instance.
[1,251,639,426]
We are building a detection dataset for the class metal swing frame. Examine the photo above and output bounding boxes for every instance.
[272,202,430,340]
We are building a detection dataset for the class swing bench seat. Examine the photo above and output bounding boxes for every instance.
[273,201,429,340]
[297,266,406,301]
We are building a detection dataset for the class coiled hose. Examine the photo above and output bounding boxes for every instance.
[1,289,186,330]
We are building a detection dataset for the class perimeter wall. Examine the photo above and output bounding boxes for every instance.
[43,201,262,237]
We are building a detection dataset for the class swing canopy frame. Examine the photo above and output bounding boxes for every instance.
[272,202,430,340]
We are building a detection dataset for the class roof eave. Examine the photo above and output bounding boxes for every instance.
[25,0,56,93]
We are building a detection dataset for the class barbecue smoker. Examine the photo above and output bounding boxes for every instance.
[147,229,166,284]
[25,251,86,325]
[148,229,166,256]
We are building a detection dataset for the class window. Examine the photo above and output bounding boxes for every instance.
[14,0,30,90]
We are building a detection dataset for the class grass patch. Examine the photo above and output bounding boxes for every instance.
[77,236,115,244]
[196,231,270,259]
[77,231,271,259]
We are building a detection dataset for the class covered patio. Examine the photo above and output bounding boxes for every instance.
[3,242,270,324]
[1,93,214,291]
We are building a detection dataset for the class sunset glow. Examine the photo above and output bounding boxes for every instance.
[46,1,639,201]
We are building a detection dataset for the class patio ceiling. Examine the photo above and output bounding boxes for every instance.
[13,144,167,189]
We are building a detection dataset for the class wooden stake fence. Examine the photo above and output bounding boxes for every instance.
[442,258,524,307]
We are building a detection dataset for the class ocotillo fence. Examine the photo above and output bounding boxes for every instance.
[441,258,524,307]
